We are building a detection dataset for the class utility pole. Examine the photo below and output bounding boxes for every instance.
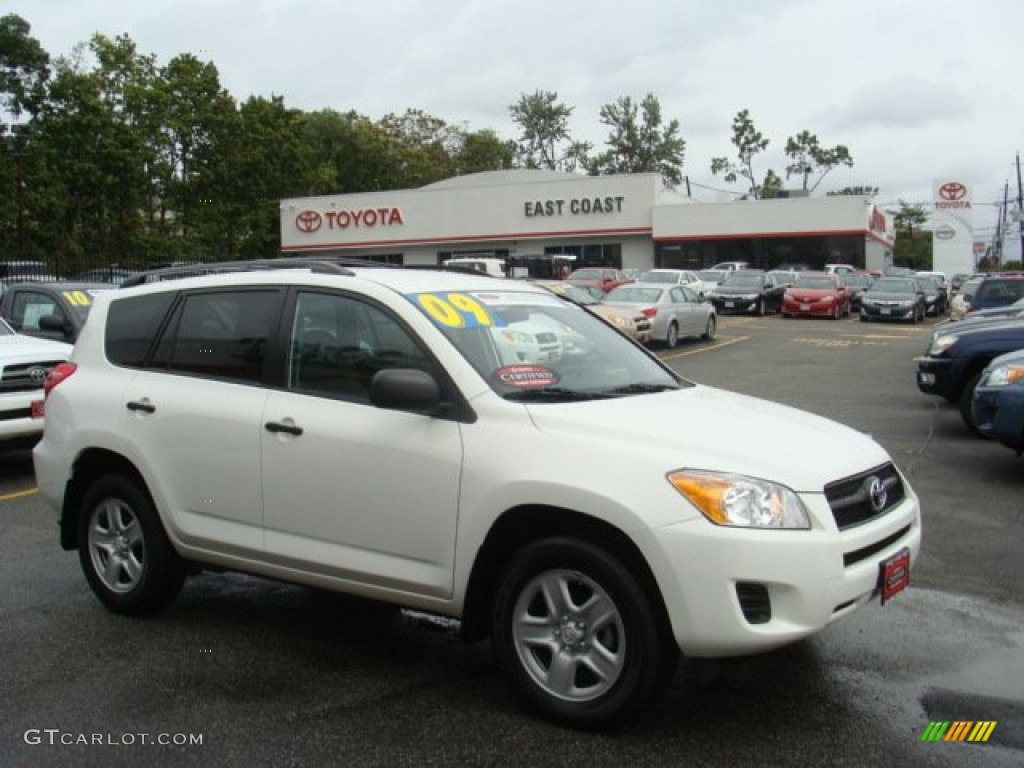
[1016,152,1023,263]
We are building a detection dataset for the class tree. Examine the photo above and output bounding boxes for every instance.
[889,200,929,237]
[889,200,931,269]
[710,109,773,199]
[451,128,515,175]
[0,13,50,120]
[509,90,589,171]
[784,130,853,192]
[828,185,879,197]
[586,93,685,185]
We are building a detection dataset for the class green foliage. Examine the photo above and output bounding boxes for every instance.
[586,93,685,185]
[710,109,773,199]
[509,90,586,171]
[784,130,853,192]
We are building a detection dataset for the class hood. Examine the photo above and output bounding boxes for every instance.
[716,282,764,295]
[863,291,916,301]
[0,333,73,365]
[525,384,888,493]
[787,287,837,299]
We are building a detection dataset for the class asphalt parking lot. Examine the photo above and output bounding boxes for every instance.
[1,310,1021,768]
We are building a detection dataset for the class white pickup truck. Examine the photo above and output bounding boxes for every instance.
[0,317,72,450]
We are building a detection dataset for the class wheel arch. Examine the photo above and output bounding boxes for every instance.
[61,448,150,551]
[459,504,673,646]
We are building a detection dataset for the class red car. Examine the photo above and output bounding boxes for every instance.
[566,267,633,293]
[782,272,851,319]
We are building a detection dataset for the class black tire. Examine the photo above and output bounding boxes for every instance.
[702,315,716,341]
[492,537,677,729]
[665,321,679,349]
[78,475,185,615]
[957,369,991,439]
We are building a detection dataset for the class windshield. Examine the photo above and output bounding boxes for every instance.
[697,270,725,283]
[840,274,870,287]
[0,317,14,336]
[568,269,603,281]
[869,278,917,294]
[794,276,836,290]
[406,289,683,400]
[604,285,665,303]
[534,282,599,305]
[721,274,764,289]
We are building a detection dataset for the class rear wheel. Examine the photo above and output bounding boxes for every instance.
[702,315,716,341]
[665,321,679,349]
[492,538,676,729]
[78,475,185,615]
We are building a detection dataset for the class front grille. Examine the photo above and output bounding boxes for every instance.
[0,360,64,393]
[534,332,558,344]
[825,462,905,530]
[843,526,911,567]
[735,583,771,624]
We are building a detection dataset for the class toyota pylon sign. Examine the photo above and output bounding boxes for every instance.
[932,179,973,276]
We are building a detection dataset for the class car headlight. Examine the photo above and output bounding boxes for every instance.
[667,470,810,529]
[983,363,1024,387]
[899,300,913,308]
[820,296,834,304]
[742,294,758,300]
[929,334,959,355]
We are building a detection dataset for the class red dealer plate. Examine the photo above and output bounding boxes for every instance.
[879,547,911,604]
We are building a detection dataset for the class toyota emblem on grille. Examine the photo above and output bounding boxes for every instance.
[29,366,48,386]
[867,476,887,513]
[295,210,323,233]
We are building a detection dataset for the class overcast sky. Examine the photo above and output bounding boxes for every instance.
[9,0,1024,248]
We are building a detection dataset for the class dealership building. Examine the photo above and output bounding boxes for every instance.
[280,170,894,274]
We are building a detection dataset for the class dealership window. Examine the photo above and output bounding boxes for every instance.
[543,243,622,269]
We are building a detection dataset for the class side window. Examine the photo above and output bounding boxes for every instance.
[679,286,698,303]
[106,293,177,367]
[287,291,431,401]
[162,291,279,384]
[10,291,61,331]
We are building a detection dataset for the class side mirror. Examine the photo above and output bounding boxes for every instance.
[38,314,69,335]
[370,368,441,415]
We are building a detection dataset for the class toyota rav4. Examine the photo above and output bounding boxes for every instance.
[34,261,921,728]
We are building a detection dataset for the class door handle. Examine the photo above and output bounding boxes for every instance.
[126,400,156,414]
[265,421,303,436]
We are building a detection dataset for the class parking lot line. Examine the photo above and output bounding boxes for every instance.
[0,488,38,502]
[660,335,750,360]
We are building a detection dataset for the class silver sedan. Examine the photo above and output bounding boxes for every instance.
[601,284,716,348]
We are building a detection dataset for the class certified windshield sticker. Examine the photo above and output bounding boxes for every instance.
[494,365,560,389]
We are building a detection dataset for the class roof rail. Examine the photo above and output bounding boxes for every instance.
[119,256,384,287]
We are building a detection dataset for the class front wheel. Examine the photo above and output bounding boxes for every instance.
[958,369,991,439]
[78,475,185,615]
[492,538,676,729]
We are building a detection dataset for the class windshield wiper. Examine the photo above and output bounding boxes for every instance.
[601,383,681,395]
[502,387,612,402]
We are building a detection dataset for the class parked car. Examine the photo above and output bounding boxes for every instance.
[566,267,633,293]
[915,271,951,300]
[33,260,920,728]
[637,269,708,297]
[709,261,749,272]
[0,260,59,284]
[0,281,111,343]
[915,317,1024,435]
[442,257,507,278]
[531,280,653,343]
[859,277,926,323]
[70,267,142,286]
[765,269,799,288]
[914,274,948,316]
[601,283,716,348]
[952,297,1024,328]
[972,348,1024,455]
[838,272,875,313]
[960,275,1024,315]
[781,272,850,319]
[708,270,786,315]
[0,317,72,451]
[824,264,858,275]
[696,269,728,294]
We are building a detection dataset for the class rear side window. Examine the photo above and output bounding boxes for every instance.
[154,290,281,384]
[106,293,177,367]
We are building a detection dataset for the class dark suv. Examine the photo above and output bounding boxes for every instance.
[964,275,1024,315]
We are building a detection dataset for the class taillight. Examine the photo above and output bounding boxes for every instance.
[44,362,77,397]
[641,307,658,318]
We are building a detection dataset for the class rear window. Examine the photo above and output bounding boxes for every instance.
[974,280,1024,303]
[106,293,177,367]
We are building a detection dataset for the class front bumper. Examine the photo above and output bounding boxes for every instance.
[712,296,760,314]
[972,385,1024,453]
[915,356,956,399]
[861,303,916,321]
[783,298,836,317]
[0,392,46,446]
[649,487,922,657]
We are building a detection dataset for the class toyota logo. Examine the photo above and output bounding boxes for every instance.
[295,210,323,233]
[938,182,967,201]
[935,224,957,240]
[28,366,48,386]
[866,476,888,513]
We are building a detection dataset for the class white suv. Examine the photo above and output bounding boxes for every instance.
[34,262,921,728]
[0,317,72,450]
